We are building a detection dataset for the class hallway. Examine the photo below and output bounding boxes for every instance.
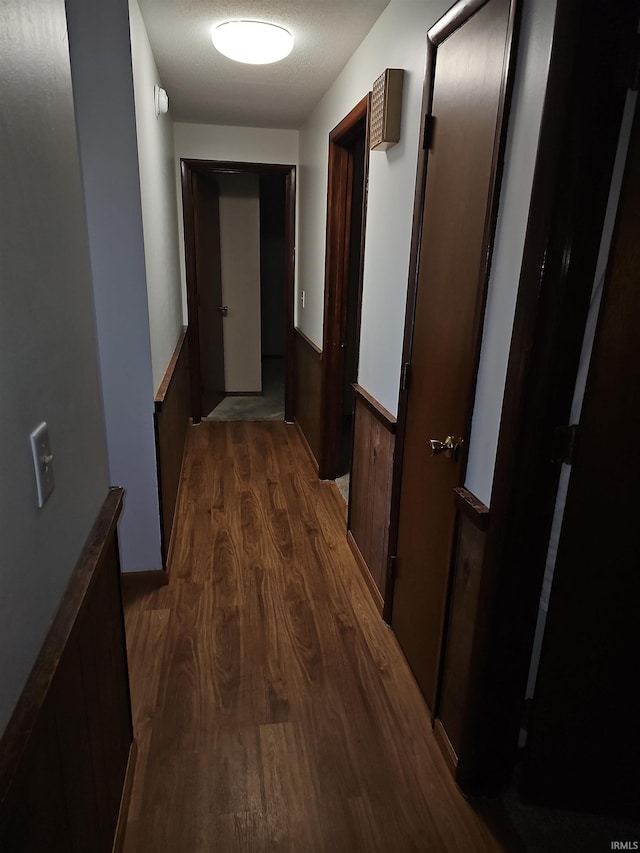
[122,421,508,851]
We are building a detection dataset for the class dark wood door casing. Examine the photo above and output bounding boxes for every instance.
[319,95,370,480]
[181,159,297,424]
[193,171,225,416]
[388,0,518,711]
[284,168,297,423]
[181,159,203,423]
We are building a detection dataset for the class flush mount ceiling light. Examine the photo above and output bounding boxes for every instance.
[211,20,294,65]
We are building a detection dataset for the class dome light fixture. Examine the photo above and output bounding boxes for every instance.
[211,20,294,65]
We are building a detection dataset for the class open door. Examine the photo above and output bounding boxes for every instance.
[520,100,640,817]
[390,0,517,709]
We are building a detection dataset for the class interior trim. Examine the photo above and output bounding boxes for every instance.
[352,383,397,433]
[453,487,490,530]
[111,740,138,853]
[294,327,322,358]
[347,530,385,616]
[154,327,187,411]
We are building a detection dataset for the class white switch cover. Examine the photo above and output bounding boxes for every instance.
[30,422,55,508]
[300,290,305,308]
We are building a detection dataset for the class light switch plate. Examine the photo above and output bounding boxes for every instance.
[30,422,55,508]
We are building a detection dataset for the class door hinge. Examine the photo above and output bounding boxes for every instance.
[422,113,434,149]
[390,555,398,580]
[401,362,412,393]
[551,424,578,465]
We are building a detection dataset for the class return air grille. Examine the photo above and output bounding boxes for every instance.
[370,68,404,151]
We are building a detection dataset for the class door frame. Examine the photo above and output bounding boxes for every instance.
[520,101,640,813]
[385,0,519,624]
[180,159,296,424]
[448,0,638,794]
[319,95,370,480]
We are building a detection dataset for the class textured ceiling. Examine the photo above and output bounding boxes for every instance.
[136,0,391,128]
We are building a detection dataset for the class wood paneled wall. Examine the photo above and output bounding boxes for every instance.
[294,328,322,468]
[348,385,396,607]
[434,487,490,778]
[154,328,190,566]
[0,488,135,853]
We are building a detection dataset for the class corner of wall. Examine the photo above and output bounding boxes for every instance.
[129,0,185,393]
[66,0,163,573]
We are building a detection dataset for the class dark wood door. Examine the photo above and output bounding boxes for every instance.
[192,172,225,416]
[391,0,515,709]
[521,103,640,816]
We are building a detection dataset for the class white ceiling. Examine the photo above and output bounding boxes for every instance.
[136,0,391,129]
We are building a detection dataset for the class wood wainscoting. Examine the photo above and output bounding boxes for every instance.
[434,487,490,778]
[348,384,396,610]
[293,328,322,469]
[0,488,135,853]
[154,328,190,567]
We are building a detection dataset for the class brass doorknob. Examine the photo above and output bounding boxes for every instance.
[429,435,462,460]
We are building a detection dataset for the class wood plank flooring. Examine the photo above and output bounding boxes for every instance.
[122,421,510,852]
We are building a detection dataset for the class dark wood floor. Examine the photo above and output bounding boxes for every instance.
[122,421,511,852]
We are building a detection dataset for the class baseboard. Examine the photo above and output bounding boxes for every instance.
[164,418,193,576]
[434,718,458,778]
[293,420,319,474]
[329,480,348,522]
[120,570,169,592]
[112,739,138,853]
[347,530,384,616]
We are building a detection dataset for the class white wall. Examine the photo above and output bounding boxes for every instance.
[129,0,184,393]
[173,123,299,321]
[174,123,299,167]
[217,173,262,392]
[297,0,451,416]
[66,0,163,572]
[464,0,557,505]
[0,0,109,733]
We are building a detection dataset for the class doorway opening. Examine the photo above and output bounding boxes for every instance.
[319,95,370,492]
[180,159,296,424]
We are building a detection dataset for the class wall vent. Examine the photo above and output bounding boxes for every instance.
[370,68,404,151]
